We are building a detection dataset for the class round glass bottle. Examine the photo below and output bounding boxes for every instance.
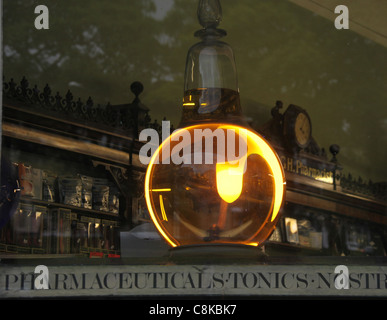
[144,0,285,249]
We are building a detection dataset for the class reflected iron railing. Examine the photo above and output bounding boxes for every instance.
[2,76,386,202]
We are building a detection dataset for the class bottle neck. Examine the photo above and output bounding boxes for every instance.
[179,0,244,127]
[180,87,244,127]
[184,38,238,91]
[180,37,243,127]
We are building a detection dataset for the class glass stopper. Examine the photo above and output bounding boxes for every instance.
[197,0,222,29]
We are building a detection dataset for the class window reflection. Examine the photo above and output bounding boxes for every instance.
[1,0,386,299]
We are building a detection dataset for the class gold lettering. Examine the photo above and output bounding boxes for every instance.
[296,160,303,174]
[282,156,333,184]
[287,158,294,172]
[280,155,333,183]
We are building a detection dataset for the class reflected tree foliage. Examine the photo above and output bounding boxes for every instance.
[4,0,167,100]
[3,0,387,181]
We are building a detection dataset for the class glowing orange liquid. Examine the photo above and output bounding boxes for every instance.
[145,123,285,247]
[181,88,243,126]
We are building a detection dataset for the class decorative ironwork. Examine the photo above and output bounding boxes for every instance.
[339,174,387,201]
[2,76,156,133]
[259,100,386,202]
[3,77,384,202]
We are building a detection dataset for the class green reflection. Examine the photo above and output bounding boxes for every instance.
[2,0,387,182]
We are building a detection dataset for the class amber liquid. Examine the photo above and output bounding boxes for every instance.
[180,88,244,127]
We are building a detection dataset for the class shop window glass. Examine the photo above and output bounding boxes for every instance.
[1,0,386,300]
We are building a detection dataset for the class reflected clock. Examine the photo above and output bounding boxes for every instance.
[283,104,312,150]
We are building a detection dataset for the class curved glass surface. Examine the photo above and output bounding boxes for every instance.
[145,123,285,247]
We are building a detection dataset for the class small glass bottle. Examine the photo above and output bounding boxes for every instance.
[180,0,243,127]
